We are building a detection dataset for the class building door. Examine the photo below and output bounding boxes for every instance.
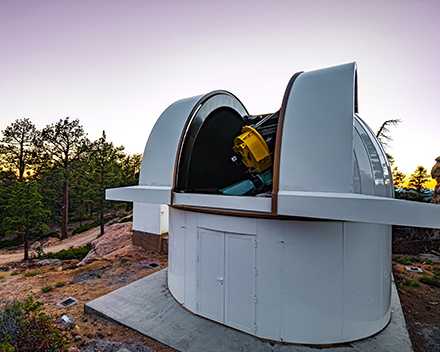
[196,229,256,334]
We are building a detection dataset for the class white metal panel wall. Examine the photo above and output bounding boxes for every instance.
[168,207,186,304]
[183,211,197,312]
[342,222,384,341]
[196,212,258,235]
[160,204,169,234]
[279,63,355,193]
[255,219,283,340]
[168,210,393,344]
[282,221,344,344]
[133,202,160,234]
[381,224,392,327]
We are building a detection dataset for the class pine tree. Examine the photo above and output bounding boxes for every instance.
[392,167,406,189]
[407,165,431,201]
[36,118,88,239]
[0,118,37,181]
[3,181,50,261]
[88,131,124,236]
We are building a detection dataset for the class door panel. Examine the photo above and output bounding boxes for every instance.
[197,228,256,333]
[198,230,224,323]
[225,234,256,334]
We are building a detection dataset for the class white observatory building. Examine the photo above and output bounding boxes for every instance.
[107,62,440,344]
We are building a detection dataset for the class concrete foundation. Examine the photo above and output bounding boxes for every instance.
[85,269,413,352]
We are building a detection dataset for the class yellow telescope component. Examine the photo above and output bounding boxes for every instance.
[233,126,272,173]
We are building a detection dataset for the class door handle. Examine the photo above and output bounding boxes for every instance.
[216,277,224,282]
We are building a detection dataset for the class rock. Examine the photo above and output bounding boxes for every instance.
[55,314,75,330]
[42,237,60,248]
[78,223,132,266]
[30,241,41,250]
[419,254,440,263]
[430,156,440,204]
[68,348,80,352]
[36,258,62,266]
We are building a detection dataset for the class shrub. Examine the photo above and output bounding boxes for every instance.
[0,296,68,351]
[393,254,421,265]
[118,216,133,223]
[55,282,65,288]
[419,276,440,287]
[31,246,45,259]
[0,238,17,250]
[72,215,116,235]
[42,242,92,261]
[71,222,96,235]
[38,232,60,241]
[10,271,19,276]
[24,270,42,277]
[41,285,53,293]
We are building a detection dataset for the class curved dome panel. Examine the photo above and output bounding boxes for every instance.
[353,115,393,198]
[278,63,356,193]
[138,94,204,188]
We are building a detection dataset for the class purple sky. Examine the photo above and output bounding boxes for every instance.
[1,0,439,182]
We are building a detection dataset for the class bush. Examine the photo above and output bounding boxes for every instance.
[71,215,116,235]
[42,242,92,261]
[118,216,133,223]
[419,276,440,287]
[37,232,60,241]
[393,254,421,265]
[24,270,42,277]
[55,282,65,288]
[41,285,53,293]
[0,296,68,351]
[0,238,17,250]
[71,222,96,235]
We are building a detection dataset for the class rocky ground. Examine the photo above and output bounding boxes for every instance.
[392,255,440,352]
[0,220,176,352]
[0,220,439,352]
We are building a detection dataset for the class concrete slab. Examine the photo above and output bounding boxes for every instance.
[85,269,413,352]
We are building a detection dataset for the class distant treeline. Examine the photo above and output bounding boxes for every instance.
[0,117,140,258]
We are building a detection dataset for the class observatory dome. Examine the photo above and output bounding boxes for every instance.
[107,62,440,344]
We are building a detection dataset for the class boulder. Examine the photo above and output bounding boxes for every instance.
[30,241,41,251]
[42,237,60,248]
[431,157,440,204]
[78,222,132,265]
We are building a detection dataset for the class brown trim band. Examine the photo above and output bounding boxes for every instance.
[271,71,304,214]
[170,204,330,222]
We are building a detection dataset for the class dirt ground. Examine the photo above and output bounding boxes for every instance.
[1,225,439,352]
[0,227,103,265]
[392,258,440,352]
[0,225,177,352]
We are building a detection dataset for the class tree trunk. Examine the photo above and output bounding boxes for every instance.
[61,179,68,240]
[24,228,29,261]
[16,232,23,246]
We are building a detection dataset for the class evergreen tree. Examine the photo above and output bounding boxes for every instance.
[0,118,37,181]
[392,167,406,189]
[3,181,50,261]
[0,170,16,239]
[407,165,431,201]
[36,117,89,239]
[119,153,141,187]
[88,131,124,236]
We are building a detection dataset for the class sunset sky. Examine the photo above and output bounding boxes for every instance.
[1,0,439,186]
